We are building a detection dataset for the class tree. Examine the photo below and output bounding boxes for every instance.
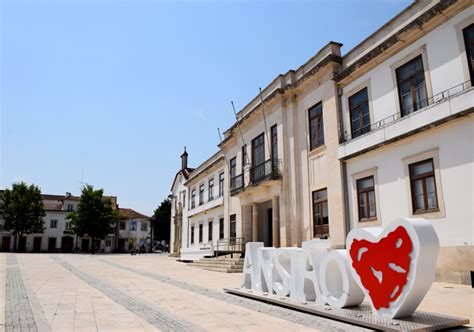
[151,198,171,243]
[0,182,46,252]
[67,185,119,254]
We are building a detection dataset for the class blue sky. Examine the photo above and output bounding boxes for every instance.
[1,0,411,216]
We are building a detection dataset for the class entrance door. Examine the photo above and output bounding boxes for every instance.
[33,237,42,252]
[118,238,125,252]
[1,236,11,252]
[81,239,90,252]
[61,237,74,253]
[267,208,273,247]
[48,237,57,252]
[18,236,27,252]
[312,189,329,238]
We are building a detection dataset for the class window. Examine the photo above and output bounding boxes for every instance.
[242,145,248,168]
[349,88,370,138]
[119,220,126,230]
[230,214,236,239]
[357,176,376,221]
[191,226,195,244]
[50,219,58,229]
[199,224,203,243]
[182,190,186,208]
[396,55,428,116]
[312,189,328,238]
[130,221,137,231]
[463,24,474,84]
[252,133,265,166]
[219,173,224,197]
[105,239,112,247]
[67,204,74,211]
[208,178,214,201]
[409,159,438,213]
[219,218,224,240]
[141,222,148,231]
[65,222,70,230]
[309,103,324,150]
[208,221,213,241]
[271,125,278,160]
[191,189,196,209]
[230,157,237,178]
[199,184,204,205]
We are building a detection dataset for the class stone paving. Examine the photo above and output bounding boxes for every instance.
[1,253,472,332]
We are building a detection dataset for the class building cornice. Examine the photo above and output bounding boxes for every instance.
[335,0,468,85]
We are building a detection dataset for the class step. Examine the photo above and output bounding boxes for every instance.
[197,266,243,273]
[190,263,244,269]
[193,260,244,266]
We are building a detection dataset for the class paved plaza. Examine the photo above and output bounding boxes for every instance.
[0,253,472,331]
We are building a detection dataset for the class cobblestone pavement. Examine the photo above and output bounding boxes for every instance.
[1,253,472,331]
[5,254,37,332]
[49,256,200,332]
[96,258,367,331]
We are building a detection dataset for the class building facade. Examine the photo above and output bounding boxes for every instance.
[116,208,151,252]
[0,192,151,254]
[170,0,473,284]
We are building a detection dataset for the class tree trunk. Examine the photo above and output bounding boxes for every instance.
[13,232,18,252]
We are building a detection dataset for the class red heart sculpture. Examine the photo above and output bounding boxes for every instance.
[349,226,413,310]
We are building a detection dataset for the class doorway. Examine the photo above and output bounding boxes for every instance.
[118,238,125,252]
[48,237,56,252]
[18,236,27,252]
[1,236,11,252]
[33,237,42,252]
[61,236,74,253]
[81,239,90,252]
[267,208,273,247]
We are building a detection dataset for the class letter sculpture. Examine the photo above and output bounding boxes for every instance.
[240,218,440,319]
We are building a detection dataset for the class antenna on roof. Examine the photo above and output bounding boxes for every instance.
[77,168,85,192]
[231,101,250,166]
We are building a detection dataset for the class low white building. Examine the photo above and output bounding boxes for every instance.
[116,208,151,252]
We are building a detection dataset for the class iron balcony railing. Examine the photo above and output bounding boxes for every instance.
[230,173,244,195]
[343,80,473,142]
[250,159,282,185]
[213,237,244,257]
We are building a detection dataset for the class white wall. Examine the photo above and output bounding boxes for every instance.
[345,116,473,247]
[341,7,474,139]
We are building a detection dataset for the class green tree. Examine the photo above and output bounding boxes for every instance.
[67,185,119,253]
[152,198,171,243]
[0,182,46,252]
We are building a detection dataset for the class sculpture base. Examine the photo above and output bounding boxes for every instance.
[223,288,469,331]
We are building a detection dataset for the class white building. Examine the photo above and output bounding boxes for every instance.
[336,1,473,284]
[170,0,473,284]
[116,208,151,252]
[0,192,151,254]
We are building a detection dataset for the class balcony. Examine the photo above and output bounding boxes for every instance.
[230,174,244,195]
[250,159,282,185]
[339,80,473,159]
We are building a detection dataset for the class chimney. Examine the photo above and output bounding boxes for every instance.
[181,146,188,170]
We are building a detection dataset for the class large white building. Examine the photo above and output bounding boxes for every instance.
[170,0,473,284]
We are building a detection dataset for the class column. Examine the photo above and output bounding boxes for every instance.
[252,203,259,242]
[272,196,280,247]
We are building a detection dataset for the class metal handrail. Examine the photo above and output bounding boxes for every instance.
[213,237,244,257]
[250,158,282,185]
[230,173,244,194]
[343,80,472,142]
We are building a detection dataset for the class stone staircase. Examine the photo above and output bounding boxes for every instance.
[189,256,244,273]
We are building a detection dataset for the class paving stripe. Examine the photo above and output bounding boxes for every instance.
[5,254,38,332]
[97,258,370,331]
[49,255,201,332]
